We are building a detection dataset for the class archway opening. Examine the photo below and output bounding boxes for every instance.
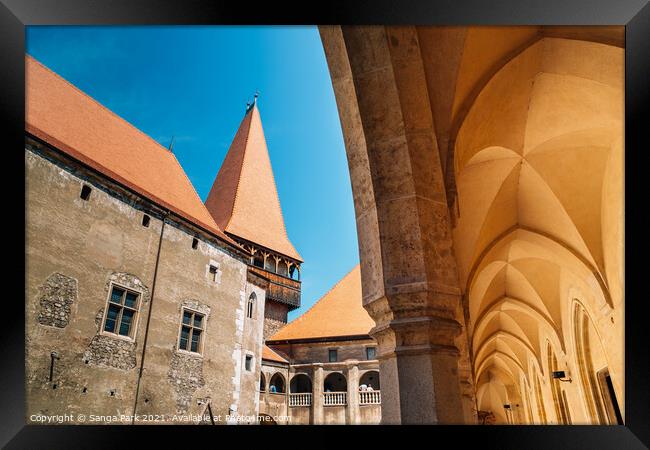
[290,373,313,393]
[324,372,347,392]
[359,370,380,390]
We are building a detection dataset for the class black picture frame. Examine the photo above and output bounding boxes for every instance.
[2,0,648,447]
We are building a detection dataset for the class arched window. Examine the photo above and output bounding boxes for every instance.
[290,374,313,393]
[324,372,347,392]
[260,372,266,392]
[269,373,286,393]
[289,265,300,281]
[247,293,256,319]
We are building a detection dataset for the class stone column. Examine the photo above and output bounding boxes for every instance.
[346,363,361,424]
[369,297,465,424]
[312,364,324,424]
[319,25,470,424]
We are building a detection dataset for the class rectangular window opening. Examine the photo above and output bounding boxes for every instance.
[179,309,205,354]
[103,285,140,339]
[80,184,92,200]
[245,355,253,371]
[329,349,338,363]
[142,214,150,227]
[366,347,377,360]
[192,238,199,249]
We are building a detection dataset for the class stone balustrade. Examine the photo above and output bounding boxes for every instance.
[323,391,347,406]
[289,393,312,407]
[359,390,381,405]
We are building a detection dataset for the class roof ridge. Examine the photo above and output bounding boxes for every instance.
[26,55,175,159]
[277,264,360,331]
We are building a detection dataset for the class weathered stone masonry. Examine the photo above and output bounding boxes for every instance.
[26,140,262,423]
[36,273,77,328]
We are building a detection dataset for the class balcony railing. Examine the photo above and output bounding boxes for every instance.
[359,390,381,405]
[323,392,347,406]
[289,393,312,407]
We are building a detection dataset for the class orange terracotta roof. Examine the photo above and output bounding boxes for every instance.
[262,345,288,363]
[204,103,302,261]
[267,265,374,341]
[25,55,237,248]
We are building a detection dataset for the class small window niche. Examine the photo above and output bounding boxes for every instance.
[366,347,377,360]
[192,238,199,250]
[329,349,338,363]
[80,184,92,201]
[142,214,150,228]
[245,354,253,371]
[208,264,221,284]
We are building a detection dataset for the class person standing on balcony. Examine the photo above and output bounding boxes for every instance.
[359,384,368,391]
[367,384,374,391]
[270,384,277,393]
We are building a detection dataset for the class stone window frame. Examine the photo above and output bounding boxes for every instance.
[246,292,257,319]
[100,282,143,342]
[328,348,339,363]
[176,306,207,357]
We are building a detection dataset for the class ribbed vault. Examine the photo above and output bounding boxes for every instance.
[452,37,623,423]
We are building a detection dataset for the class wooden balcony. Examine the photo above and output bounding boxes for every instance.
[249,266,301,309]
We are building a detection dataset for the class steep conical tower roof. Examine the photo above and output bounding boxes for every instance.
[205,101,302,261]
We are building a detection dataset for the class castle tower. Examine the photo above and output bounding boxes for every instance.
[205,98,302,339]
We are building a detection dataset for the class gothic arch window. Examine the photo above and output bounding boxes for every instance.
[269,373,285,393]
[247,293,256,319]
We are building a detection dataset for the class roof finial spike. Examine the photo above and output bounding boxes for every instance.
[168,136,175,153]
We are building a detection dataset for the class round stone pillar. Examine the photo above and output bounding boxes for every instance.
[346,363,361,424]
[311,364,324,424]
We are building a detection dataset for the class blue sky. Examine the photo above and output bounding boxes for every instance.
[26,26,359,321]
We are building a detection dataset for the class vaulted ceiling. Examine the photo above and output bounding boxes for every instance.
[440,29,623,422]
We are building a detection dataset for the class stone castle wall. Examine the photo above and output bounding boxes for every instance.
[25,142,261,424]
